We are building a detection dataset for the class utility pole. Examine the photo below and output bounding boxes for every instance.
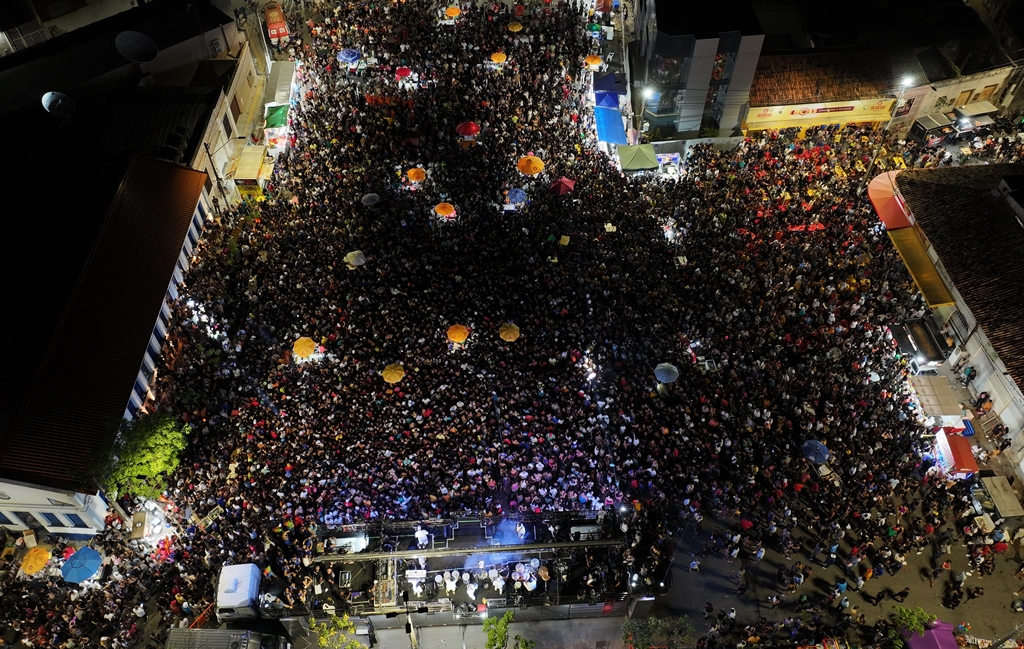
[988,621,1024,649]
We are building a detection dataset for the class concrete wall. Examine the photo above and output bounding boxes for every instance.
[718,33,764,136]
[0,479,109,536]
[677,37,718,132]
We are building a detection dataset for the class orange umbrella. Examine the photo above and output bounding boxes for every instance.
[407,168,426,182]
[435,202,456,217]
[499,323,520,342]
[584,54,603,67]
[293,337,316,358]
[447,324,469,343]
[490,52,507,64]
[21,547,51,575]
[445,6,461,17]
[382,364,405,384]
[517,155,545,175]
[508,21,522,32]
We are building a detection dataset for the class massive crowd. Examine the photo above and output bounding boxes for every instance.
[6,0,1024,647]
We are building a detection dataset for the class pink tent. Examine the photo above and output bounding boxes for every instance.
[905,620,958,649]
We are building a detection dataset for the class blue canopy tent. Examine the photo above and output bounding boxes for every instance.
[593,72,627,94]
[595,107,627,145]
[594,91,619,108]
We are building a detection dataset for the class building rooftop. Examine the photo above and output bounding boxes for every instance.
[895,165,1024,391]
[749,51,894,107]
[654,0,762,38]
[0,0,231,116]
[0,105,206,490]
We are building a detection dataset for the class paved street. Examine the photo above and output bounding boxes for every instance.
[374,616,626,649]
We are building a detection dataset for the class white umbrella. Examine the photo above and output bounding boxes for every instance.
[654,363,679,383]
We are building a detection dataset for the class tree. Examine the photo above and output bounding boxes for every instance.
[483,611,515,649]
[888,606,937,649]
[513,635,536,649]
[99,413,188,499]
[622,616,695,649]
[309,614,364,649]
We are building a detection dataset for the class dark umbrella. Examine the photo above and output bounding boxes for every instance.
[801,440,830,464]
[549,177,576,195]
[361,193,380,206]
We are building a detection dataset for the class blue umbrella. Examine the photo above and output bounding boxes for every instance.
[507,188,527,204]
[338,49,362,64]
[654,362,679,384]
[801,439,830,464]
[62,547,102,583]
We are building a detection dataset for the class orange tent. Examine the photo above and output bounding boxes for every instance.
[435,203,456,217]
[517,156,544,175]
[445,6,461,17]
[407,168,426,182]
[447,324,469,343]
[491,52,507,64]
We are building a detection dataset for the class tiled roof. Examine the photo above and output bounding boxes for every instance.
[0,0,231,116]
[749,52,894,107]
[0,156,206,491]
[895,164,1024,390]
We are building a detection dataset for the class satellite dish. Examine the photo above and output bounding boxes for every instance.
[115,31,158,63]
[41,91,75,116]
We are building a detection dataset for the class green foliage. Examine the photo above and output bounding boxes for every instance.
[622,616,695,649]
[483,611,515,649]
[888,606,937,649]
[513,635,536,649]
[309,614,364,649]
[103,413,188,499]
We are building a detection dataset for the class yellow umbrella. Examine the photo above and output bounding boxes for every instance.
[407,168,426,182]
[435,202,456,217]
[382,363,405,384]
[517,155,545,175]
[490,52,507,64]
[293,337,316,358]
[585,54,602,66]
[445,6,461,17]
[447,324,469,343]
[21,547,51,575]
[499,323,520,342]
[508,21,522,32]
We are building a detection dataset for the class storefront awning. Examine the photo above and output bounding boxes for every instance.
[232,145,269,181]
[868,170,913,230]
[887,226,954,306]
[595,107,627,145]
[746,98,895,130]
[954,101,998,118]
[910,375,969,418]
[981,476,1024,517]
[264,60,296,106]
[617,143,658,170]
[945,433,979,475]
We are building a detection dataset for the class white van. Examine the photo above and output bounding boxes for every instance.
[216,563,262,623]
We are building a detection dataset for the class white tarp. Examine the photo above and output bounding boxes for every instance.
[910,375,970,418]
[981,476,1024,518]
[264,60,296,107]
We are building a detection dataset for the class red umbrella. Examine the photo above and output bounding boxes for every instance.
[456,121,480,136]
[396,67,412,78]
[549,176,576,195]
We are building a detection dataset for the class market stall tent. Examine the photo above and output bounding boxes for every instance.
[981,476,1024,517]
[617,144,659,171]
[936,431,978,478]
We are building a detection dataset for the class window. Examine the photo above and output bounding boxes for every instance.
[40,512,62,526]
[205,174,214,196]
[0,512,11,525]
[65,513,89,528]
[231,94,243,121]
[222,113,233,138]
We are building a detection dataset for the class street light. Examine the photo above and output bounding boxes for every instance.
[635,86,655,135]
[203,135,247,209]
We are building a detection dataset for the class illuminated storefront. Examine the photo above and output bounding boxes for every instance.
[745,98,895,131]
